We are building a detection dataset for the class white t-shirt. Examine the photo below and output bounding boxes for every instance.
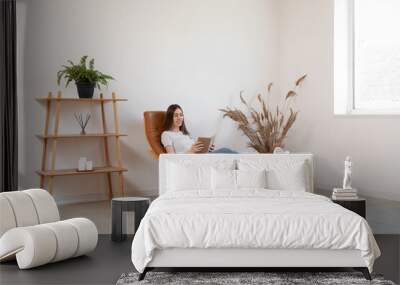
[161,131,195,154]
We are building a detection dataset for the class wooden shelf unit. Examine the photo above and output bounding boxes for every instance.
[36,91,127,198]
[36,97,128,102]
[37,166,128,177]
[36,133,127,139]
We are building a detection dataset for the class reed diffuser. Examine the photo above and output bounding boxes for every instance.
[74,113,91,135]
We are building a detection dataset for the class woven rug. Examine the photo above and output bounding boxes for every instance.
[116,271,396,285]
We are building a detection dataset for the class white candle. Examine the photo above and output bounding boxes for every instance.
[86,160,93,171]
[78,157,87,171]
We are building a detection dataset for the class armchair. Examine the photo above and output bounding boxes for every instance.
[0,189,98,269]
[143,111,166,159]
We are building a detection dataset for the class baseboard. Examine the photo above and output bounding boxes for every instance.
[55,192,109,205]
[127,188,158,198]
[51,188,158,205]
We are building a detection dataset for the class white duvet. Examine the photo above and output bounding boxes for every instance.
[131,190,380,273]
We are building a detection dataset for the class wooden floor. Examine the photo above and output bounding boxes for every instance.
[0,235,398,285]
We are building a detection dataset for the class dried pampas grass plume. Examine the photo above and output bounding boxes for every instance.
[220,74,307,153]
[285,90,297,100]
[295,74,307,86]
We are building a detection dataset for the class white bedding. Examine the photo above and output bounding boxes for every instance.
[131,190,380,273]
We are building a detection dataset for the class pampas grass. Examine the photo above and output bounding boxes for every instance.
[220,75,307,153]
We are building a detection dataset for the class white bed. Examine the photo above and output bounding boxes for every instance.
[131,154,380,280]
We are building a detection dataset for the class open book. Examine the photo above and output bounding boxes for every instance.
[195,112,225,153]
[196,136,215,153]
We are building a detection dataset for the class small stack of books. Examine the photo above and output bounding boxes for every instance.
[332,188,358,200]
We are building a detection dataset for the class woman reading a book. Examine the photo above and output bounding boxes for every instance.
[161,104,237,154]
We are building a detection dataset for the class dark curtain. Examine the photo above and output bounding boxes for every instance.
[0,0,18,192]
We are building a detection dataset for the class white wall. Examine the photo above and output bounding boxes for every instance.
[17,0,279,202]
[17,0,400,204]
[278,0,400,202]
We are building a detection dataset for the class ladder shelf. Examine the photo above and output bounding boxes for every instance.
[36,92,127,199]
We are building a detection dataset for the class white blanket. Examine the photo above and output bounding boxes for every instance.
[131,190,380,272]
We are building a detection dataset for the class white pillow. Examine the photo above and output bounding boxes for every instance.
[167,162,211,191]
[211,168,236,190]
[236,169,267,189]
[211,168,267,190]
[238,158,310,192]
[266,162,307,191]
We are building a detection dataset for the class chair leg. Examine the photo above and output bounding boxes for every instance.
[354,267,372,280]
[138,268,148,281]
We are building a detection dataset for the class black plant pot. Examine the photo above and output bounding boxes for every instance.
[76,82,95,98]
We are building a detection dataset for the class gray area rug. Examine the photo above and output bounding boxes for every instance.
[116,272,396,285]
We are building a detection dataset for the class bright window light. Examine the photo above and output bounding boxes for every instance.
[334,0,400,114]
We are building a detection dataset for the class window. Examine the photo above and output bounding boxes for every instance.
[334,0,400,114]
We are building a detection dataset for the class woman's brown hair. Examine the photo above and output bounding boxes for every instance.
[163,104,189,135]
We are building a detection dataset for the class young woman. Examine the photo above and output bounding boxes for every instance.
[161,104,237,154]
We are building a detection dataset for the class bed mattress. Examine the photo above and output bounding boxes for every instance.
[131,190,380,273]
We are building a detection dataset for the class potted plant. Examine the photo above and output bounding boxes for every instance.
[57,55,113,98]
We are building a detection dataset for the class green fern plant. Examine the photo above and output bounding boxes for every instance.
[57,55,114,89]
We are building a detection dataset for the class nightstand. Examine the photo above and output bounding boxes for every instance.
[111,197,150,242]
[332,198,366,218]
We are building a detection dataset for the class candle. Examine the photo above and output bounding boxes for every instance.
[78,157,87,171]
[86,160,93,171]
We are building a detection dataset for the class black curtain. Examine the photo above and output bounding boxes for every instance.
[0,0,18,192]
